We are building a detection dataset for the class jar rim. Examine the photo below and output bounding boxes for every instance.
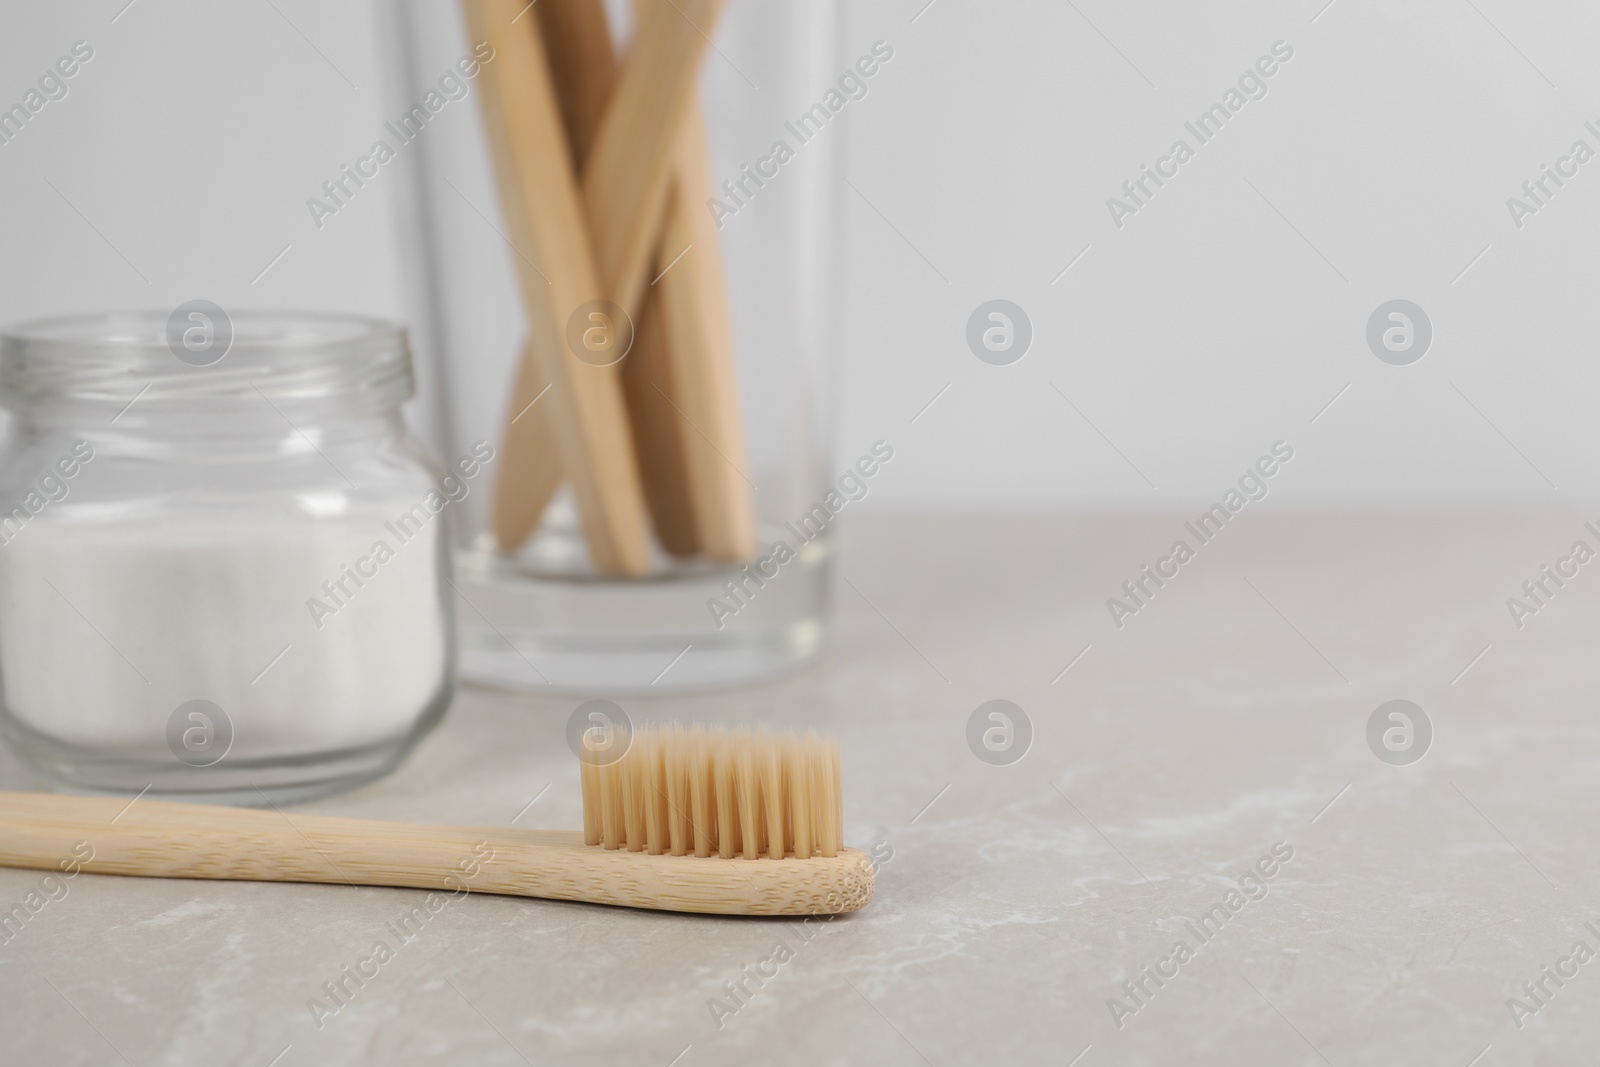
[0,309,413,408]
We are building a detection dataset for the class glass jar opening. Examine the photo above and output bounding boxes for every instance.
[0,310,413,413]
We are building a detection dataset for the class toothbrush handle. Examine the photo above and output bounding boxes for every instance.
[0,792,874,916]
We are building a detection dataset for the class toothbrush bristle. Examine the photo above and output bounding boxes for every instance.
[578,724,842,858]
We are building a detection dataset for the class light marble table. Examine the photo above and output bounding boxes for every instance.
[4,513,1599,1066]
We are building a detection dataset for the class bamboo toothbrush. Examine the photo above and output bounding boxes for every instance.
[532,0,755,561]
[490,340,562,549]
[466,0,653,574]
[540,0,700,557]
[622,292,702,556]
[582,0,727,322]
[479,0,731,561]
[650,106,755,562]
[0,727,874,916]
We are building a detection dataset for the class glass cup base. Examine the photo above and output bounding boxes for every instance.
[454,534,830,694]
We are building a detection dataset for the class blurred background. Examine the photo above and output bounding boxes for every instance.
[7,0,1597,511]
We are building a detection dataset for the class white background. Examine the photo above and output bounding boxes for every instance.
[2,0,1597,509]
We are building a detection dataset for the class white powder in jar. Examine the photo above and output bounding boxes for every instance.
[0,505,447,759]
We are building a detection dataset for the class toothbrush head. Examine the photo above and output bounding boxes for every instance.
[579,723,842,860]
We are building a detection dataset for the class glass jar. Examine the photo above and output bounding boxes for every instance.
[0,311,455,803]
[380,0,846,692]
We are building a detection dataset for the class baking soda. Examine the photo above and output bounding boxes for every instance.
[0,506,446,758]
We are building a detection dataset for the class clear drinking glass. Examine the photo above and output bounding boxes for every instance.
[380,0,846,692]
[0,311,456,803]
